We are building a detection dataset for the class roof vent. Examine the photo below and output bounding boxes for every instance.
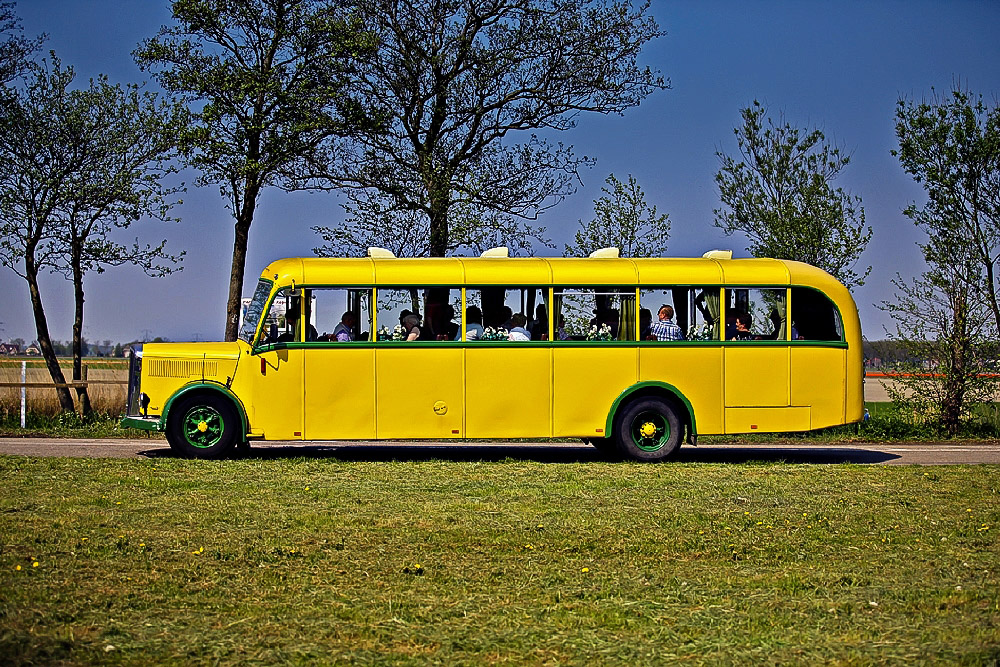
[367,247,395,258]
[480,247,509,258]
[702,249,733,260]
[588,247,620,258]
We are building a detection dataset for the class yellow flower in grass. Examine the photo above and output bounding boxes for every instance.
[32,562,38,568]
[581,567,590,573]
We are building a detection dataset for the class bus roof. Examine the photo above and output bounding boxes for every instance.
[260,255,844,293]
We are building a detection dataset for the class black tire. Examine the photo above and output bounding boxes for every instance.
[166,393,240,459]
[613,396,683,462]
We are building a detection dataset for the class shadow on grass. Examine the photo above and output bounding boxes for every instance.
[137,442,901,464]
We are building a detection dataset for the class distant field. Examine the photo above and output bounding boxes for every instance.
[0,457,997,665]
[0,359,127,416]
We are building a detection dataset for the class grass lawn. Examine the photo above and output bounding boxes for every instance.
[0,456,998,665]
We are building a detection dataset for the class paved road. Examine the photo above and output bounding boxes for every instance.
[2,437,1000,464]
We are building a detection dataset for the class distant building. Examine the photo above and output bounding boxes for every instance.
[0,342,20,355]
[25,343,40,356]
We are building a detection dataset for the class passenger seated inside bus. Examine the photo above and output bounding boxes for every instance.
[650,304,684,341]
[508,313,530,341]
[729,312,753,340]
[640,308,652,340]
[465,305,484,340]
[401,312,422,341]
[331,311,356,342]
[276,306,318,342]
[530,304,548,340]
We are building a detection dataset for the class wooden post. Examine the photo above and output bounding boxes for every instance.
[20,361,26,428]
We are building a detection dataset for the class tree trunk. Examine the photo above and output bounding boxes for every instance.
[24,255,75,412]
[223,194,257,341]
[984,259,1000,334]
[941,298,969,437]
[71,253,92,416]
[427,177,450,257]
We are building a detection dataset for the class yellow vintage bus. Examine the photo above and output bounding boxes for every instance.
[122,248,864,461]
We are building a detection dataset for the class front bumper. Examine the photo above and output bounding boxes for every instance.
[121,415,164,432]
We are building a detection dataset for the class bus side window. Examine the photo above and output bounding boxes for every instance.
[724,288,787,341]
[790,287,843,341]
[554,288,636,341]
[465,287,547,341]
[376,287,460,341]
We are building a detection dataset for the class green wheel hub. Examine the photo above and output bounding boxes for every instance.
[182,405,224,449]
[629,411,669,452]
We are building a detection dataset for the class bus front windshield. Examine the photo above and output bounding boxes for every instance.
[238,280,273,344]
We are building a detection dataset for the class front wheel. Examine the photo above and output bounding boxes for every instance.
[613,397,683,462]
[166,394,240,459]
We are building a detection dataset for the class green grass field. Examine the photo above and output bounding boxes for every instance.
[1,456,997,665]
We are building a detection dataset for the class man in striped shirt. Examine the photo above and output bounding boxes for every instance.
[650,304,685,341]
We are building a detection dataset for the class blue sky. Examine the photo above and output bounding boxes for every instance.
[2,0,999,345]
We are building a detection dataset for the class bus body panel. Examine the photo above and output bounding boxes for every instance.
[725,406,811,432]
[791,346,848,429]
[724,346,790,408]
[462,258,552,286]
[375,347,464,438]
[639,346,724,434]
[465,347,551,438]
[304,348,376,439]
[247,347,304,439]
[552,347,637,437]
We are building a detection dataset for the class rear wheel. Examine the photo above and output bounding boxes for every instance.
[166,394,240,459]
[613,397,683,462]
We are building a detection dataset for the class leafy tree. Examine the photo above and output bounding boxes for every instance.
[880,240,998,437]
[565,173,670,257]
[136,0,378,341]
[894,84,1000,332]
[314,0,666,259]
[0,57,183,413]
[714,101,872,289]
[0,1,43,85]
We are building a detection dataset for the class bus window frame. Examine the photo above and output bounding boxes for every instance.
[246,282,848,352]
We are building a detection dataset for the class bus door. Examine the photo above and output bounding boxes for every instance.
[302,288,377,440]
[373,287,465,439]
[248,287,304,439]
[788,287,848,430]
[722,288,804,433]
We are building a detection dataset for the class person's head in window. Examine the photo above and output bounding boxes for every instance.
[658,304,674,322]
[508,313,530,341]
[402,312,421,341]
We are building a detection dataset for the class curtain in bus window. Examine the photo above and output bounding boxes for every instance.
[619,296,636,341]
[700,289,721,339]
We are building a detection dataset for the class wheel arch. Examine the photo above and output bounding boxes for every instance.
[162,382,249,441]
[605,382,696,441]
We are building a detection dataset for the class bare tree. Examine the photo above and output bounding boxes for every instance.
[0,1,43,85]
[136,0,378,341]
[314,0,667,258]
[0,57,184,414]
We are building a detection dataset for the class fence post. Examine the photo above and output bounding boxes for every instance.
[20,360,26,428]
